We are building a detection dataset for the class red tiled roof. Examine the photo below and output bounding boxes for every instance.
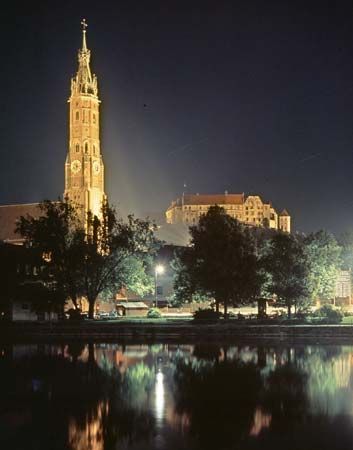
[0,203,42,243]
[182,193,244,206]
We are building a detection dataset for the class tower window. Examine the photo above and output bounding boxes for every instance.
[75,111,79,121]
[85,143,89,154]
[93,114,96,124]
[93,145,96,155]
[75,144,80,153]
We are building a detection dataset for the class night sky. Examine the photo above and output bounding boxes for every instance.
[1,1,353,235]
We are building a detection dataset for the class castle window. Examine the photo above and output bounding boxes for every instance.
[76,111,79,121]
[93,145,96,155]
[75,144,80,152]
[85,143,88,154]
[93,114,96,124]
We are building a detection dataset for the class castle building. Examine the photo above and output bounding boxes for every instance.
[64,20,106,222]
[166,193,291,232]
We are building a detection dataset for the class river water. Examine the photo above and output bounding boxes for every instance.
[1,342,353,450]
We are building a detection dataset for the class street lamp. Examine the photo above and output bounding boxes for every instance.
[154,264,165,308]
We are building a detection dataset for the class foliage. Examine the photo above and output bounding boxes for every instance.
[66,308,84,321]
[192,308,222,323]
[338,229,353,272]
[304,230,342,302]
[16,200,85,310]
[313,304,343,324]
[146,307,162,318]
[170,250,210,306]
[173,206,263,316]
[261,232,310,318]
[17,199,159,318]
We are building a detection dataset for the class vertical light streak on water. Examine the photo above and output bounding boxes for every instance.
[153,369,167,448]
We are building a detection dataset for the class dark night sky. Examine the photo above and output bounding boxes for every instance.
[1,1,353,235]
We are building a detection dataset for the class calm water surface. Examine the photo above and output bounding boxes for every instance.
[1,342,353,450]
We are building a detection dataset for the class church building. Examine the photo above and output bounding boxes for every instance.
[64,19,106,222]
[0,21,106,243]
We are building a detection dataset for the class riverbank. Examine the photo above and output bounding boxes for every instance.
[2,320,353,343]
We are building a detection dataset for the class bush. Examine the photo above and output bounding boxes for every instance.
[147,307,162,319]
[66,308,84,321]
[193,308,222,323]
[313,304,343,324]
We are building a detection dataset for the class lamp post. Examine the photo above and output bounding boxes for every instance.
[154,264,165,308]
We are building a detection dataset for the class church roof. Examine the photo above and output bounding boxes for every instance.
[0,203,41,243]
[279,209,290,217]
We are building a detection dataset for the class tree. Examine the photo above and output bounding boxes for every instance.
[16,200,86,311]
[261,232,309,318]
[338,229,353,278]
[304,230,341,303]
[173,206,263,317]
[17,199,159,318]
[171,248,210,306]
[81,203,158,318]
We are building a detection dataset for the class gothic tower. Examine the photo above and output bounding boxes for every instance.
[64,20,106,222]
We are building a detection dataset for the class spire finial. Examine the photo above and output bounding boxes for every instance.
[81,19,88,51]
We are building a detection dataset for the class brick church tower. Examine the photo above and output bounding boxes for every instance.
[64,20,106,222]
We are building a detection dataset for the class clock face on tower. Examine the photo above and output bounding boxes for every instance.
[93,161,100,174]
[71,160,81,174]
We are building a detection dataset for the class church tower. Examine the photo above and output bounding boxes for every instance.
[64,20,106,222]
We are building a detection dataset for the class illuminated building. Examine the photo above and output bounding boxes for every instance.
[64,20,106,222]
[166,192,291,232]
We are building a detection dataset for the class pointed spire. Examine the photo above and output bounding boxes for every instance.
[81,18,88,52]
[70,19,98,97]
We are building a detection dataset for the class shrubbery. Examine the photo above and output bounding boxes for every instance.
[193,308,222,323]
[147,307,162,319]
[312,304,343,324]
[66,308,84,321]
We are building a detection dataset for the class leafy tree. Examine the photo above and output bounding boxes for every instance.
[82,203,157,318]
[16,200,85,310]
[304,230,341,302]
[338,229,353,275]
[261,232,309,318]
[173,206,263,317]
[17,199,158,318]
[171,248,210,306]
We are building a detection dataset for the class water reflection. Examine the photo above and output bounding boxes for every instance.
[2,343,353,449]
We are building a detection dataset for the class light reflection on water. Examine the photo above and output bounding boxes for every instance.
[2,343,353,449]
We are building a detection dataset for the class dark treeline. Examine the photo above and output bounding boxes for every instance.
[172,205,345,318]
[0,199,159,319]
[0,201,351,320]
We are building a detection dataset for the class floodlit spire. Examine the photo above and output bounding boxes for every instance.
[70,19,98,96]
[81,18,88,52]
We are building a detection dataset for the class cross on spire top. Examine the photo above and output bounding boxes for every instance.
[80,19,88,51]
[81,18,88,32]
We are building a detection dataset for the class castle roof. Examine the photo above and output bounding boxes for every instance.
[0,203,41,243]
[181,193,245,206]
[279,209,290,217]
